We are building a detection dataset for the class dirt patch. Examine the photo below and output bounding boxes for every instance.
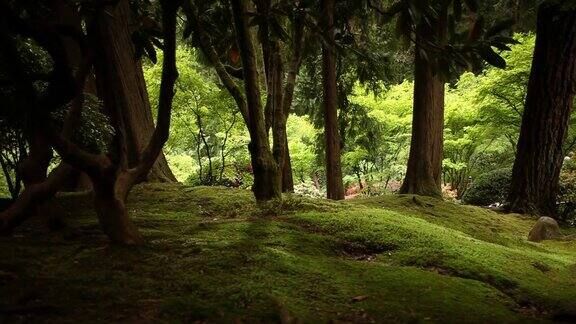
[334,240,396,262]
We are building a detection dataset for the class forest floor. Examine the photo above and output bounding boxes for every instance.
[0,183,575,323]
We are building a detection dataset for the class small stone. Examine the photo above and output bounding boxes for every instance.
[528,217,561,242]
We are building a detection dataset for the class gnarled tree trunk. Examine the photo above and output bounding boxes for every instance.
[39,0,180,245]
[507,4,576,216]
[88,0,176,183]
[321,0,345,200]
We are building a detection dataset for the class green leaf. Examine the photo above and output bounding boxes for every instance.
[144,39,157,64]
[491,36,520,45]
[478,46,506,69]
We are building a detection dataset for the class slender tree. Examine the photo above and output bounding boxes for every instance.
[321,0,345,200]
[507,2,576,216]
[184,0,305,200]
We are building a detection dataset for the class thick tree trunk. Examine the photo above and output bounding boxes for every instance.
[399,21,445,198]
[21,132,68,230]
[507,5,576,216]
[88,0,176,183]
[0,164,75,233]
[322,0,345,200]
[91,170,143,245]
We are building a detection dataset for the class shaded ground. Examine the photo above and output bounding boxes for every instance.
[0,183,575,323]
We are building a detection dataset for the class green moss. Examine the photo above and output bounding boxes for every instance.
[0,185,574,322]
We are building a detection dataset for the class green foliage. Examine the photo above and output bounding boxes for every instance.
[0,171,10,198]
[0,118,26,199]
[386,0,518,80]
[462,168,511,206]
[144,47,250,184]
[286,115,319,183]
[50,94,115,154]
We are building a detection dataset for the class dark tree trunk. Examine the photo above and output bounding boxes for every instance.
[282,142,294,192]
[42,0,180,245]
[0,0,80,231]
[231,0,281,201]
[278,15,304,193]
[88,0,176,183]
[91,170,143,245]
[507,5,576,216]
[20,132,68,230]
[399,19,445,198]
[321,0,344,200]
[52,0,95,192]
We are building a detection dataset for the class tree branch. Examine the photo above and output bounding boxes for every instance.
[184,0,250,125]
[130,0,181,183]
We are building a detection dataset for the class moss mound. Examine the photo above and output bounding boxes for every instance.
[0,184,574,323]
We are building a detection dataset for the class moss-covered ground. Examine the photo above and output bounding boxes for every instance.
[0,183,575,323]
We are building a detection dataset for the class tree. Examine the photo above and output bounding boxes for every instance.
[88,0,176,183]
[0,0,181,244]
[321,0,345,200]
[398,6,448,197]
[183,0,306,200]
[369,0,517,197]
[507,2,576,216]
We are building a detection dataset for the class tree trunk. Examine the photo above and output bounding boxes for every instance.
[282,142,294,192]
[0,163,75,234]
[278,14,304,194]
[321,0,345,200]
[21,132,69,230]
[231,0,281,201]
[52,0,95,192]
[91,170,143,245]
[507,5,576,216]
[399,21,445,198]
[88,0,176,183]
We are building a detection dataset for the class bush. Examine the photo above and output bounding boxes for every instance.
[294,182,325,198]
[462,168,511,206]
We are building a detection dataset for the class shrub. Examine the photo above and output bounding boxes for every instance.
[462,168,511,206]
[294,182,325,198]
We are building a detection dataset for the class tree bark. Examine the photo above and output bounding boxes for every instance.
[282,142,294,192]
[231,0,281,201]
[279,14,305,193]
[399,18,446,198]
[91,169,143,244]
[507,4,576,216]
[44,0,180,245]
[88,0,176,183]
[321,0,345,200]
[0,163,75,234]
[52,0,95,192]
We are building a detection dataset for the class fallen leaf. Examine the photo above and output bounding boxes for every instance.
[351,295,368,302]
